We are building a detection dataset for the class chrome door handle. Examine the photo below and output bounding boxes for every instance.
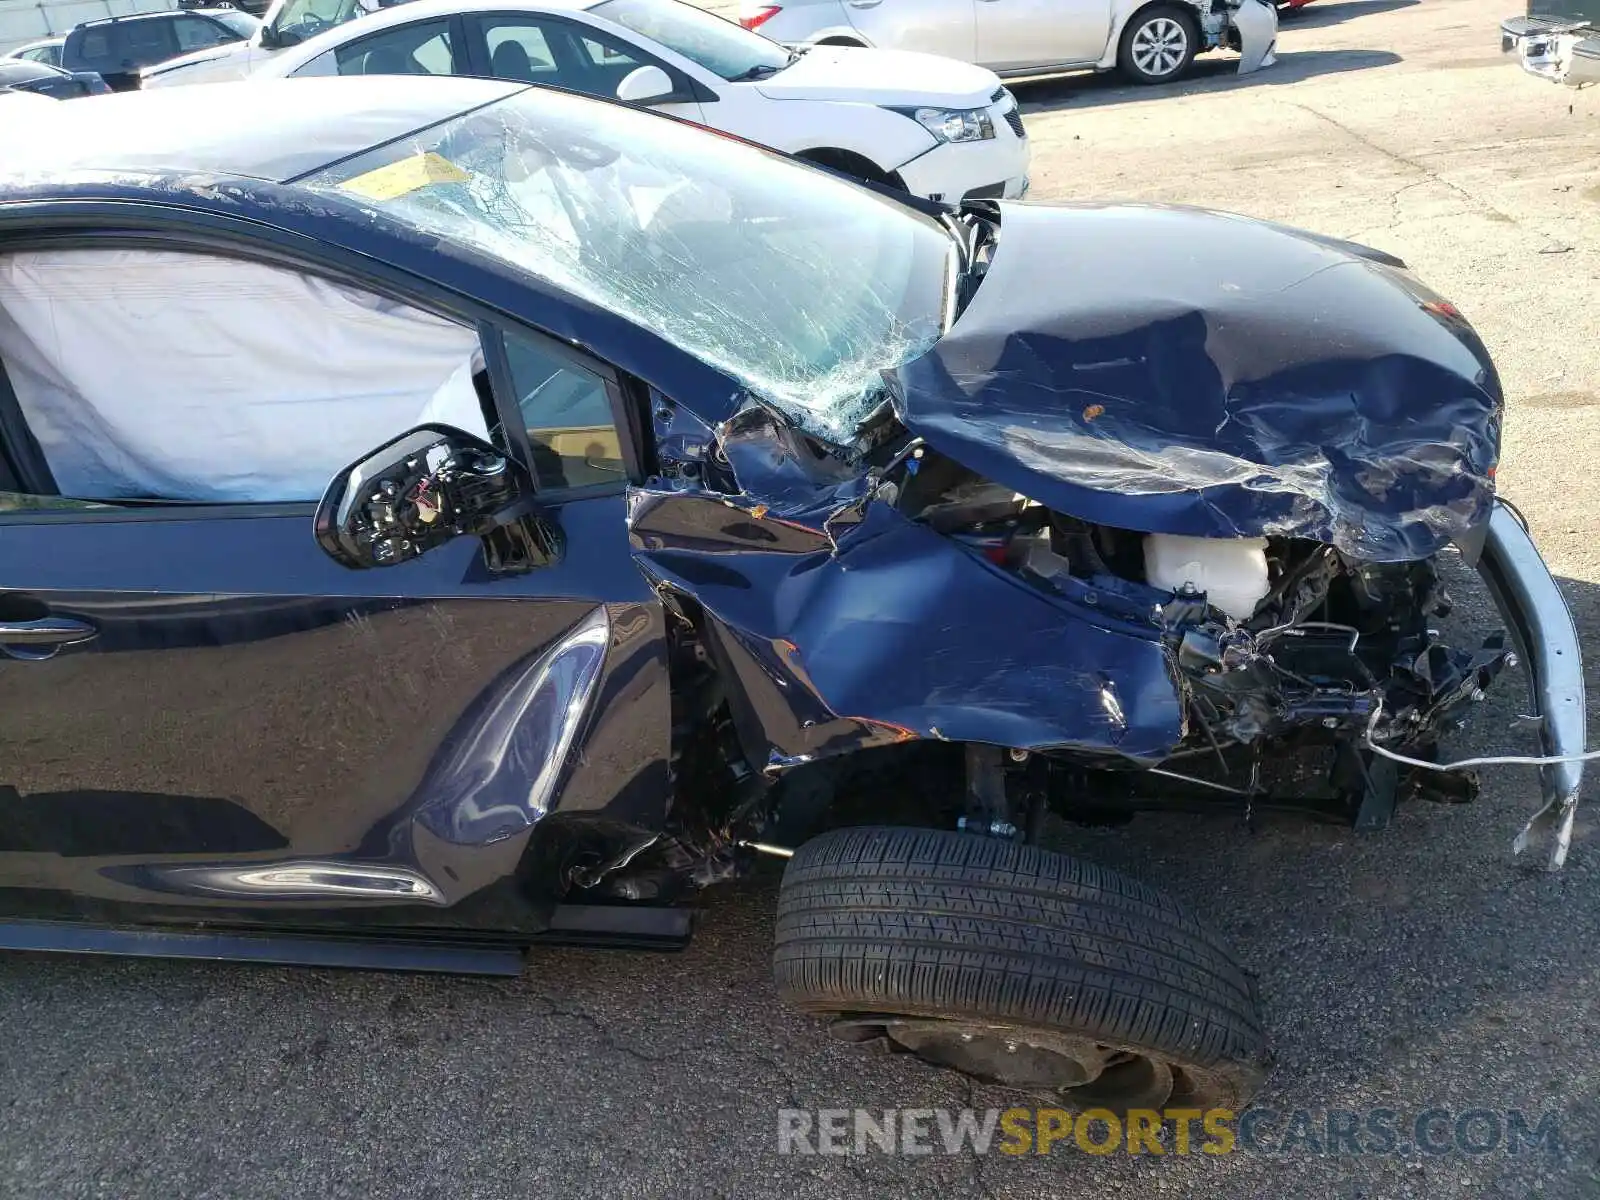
[846,0,881,8]
[0,616,98,653]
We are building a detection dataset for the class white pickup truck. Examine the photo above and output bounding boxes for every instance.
[1501,0,1600,83]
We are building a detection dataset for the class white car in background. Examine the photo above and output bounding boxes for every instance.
[740,0,1278,85]
[149,0,1030,202]
[140,0,410,88]
[2,37,66,67]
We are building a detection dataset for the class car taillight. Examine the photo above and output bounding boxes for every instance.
[739,5,781,29]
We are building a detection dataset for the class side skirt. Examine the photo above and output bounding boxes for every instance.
[0,904,696,976]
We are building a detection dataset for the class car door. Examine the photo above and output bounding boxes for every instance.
[460,12,706,122]
[973,0,1110,70]
[842,0,975,61]
[0,234,668,935]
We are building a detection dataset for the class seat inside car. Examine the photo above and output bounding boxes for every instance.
[490,40,538,82]
[361,44,425,75]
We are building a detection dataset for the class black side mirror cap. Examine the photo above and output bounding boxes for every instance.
[314,423,556,571]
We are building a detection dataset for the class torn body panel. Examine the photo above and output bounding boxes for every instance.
[893,202,1503,562]
[1226,0,1278,74]
[630,201,1578,865]
[632,486,1184,766]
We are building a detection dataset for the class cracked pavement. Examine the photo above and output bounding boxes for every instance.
[6,0,1600,1196]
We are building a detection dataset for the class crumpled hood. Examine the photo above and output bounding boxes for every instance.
[892,202,1503,561]
[754,46,998,107]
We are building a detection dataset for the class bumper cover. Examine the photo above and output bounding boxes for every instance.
[1501,14,1600,85]
[1476,501,1587,869]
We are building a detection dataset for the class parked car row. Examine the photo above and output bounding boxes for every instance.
[6,0,1282,99]
[143,0,1030,202]
[739,0,1277,86]
[1,8,258,94]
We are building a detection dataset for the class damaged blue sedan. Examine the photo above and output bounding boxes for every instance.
[0,76,1585,1112]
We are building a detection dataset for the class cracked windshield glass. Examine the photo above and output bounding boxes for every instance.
[301,88,953,441]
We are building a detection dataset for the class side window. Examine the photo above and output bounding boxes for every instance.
[0,248,493,505]
[575,28,651,93]
[333,20,456,76]
[502,331,624,491]
[477,19,560,84]
[172,16,235,52]
[120,20,178,68]
[72,29,114,68]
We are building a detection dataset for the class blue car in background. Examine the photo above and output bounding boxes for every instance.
[0,76,1583,1115]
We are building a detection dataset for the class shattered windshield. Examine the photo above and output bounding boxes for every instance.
[299,88,952,441]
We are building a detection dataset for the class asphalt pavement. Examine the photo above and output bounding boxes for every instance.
[5,0,1600,1195]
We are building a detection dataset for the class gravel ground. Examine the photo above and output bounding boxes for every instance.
[5,0,1600,1196]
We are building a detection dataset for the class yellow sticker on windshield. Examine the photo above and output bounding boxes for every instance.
[339,152,469,202]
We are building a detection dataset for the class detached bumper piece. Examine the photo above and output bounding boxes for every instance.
[1501,14,1600,85]
[1476,501,1588,869]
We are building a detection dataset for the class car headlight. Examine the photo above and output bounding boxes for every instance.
[903,106,995,143]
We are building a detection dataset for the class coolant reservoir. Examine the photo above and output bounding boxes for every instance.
[1143,534,1271,622]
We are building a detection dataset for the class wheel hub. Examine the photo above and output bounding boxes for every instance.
[1132,17,1188,77]
[831,1017,1181,1109]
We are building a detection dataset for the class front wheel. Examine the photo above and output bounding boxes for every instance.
[773,826,1270,1113]
[1118,5,1199,84]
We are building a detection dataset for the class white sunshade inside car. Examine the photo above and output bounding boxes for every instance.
[0,249,488,503]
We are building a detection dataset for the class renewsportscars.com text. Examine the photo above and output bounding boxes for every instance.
[777,1107,1565,1158]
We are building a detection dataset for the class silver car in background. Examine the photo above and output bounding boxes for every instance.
[739,0,1277,84]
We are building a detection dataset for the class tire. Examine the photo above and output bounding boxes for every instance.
[1117,5,1199,85]
[773,826,1269,1112]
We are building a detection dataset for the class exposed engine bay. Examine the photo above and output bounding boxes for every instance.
[621,199,1583,890]
[888,447,1514,827]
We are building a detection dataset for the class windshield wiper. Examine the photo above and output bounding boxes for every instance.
[727,62,784,81]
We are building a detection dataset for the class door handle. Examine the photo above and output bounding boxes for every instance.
[846,1,881,8]
[0,616,98,654]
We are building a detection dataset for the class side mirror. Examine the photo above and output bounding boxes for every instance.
[615,64,675,105]
[315,424,556,571]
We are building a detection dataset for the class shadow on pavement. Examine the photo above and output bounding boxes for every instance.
[1012,47,1402,114]
[1281,0,1421,30]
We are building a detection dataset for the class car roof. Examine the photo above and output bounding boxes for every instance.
[8,37,64,50]
[74,8,240,26]
[0,76,526,185]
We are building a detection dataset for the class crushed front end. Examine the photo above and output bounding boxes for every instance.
[628,200,1585,876]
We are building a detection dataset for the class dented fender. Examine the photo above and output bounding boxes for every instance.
[629,453,1183,775]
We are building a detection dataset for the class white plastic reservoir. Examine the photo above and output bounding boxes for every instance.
[1143,534,1271,622]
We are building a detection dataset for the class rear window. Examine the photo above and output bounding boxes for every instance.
[66,19,177,70]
